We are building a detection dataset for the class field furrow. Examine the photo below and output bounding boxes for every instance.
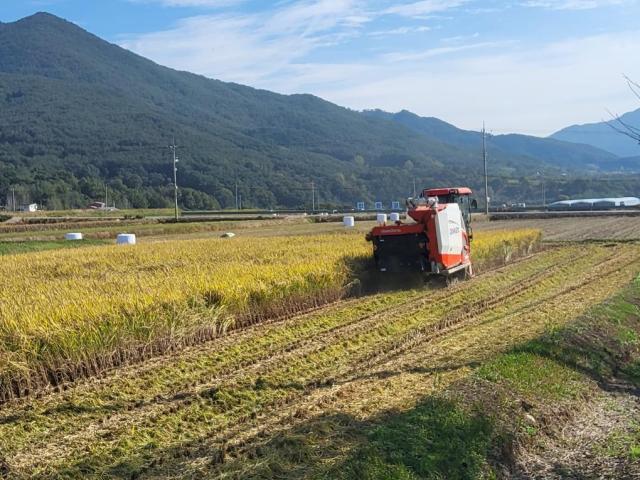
[195,246,640,479]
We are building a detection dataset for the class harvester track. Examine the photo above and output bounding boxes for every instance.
[181,247,636,462]
[191,247,640,473]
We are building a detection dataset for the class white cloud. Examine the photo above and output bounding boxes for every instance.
[128,0,246,7]
[121,0,466,84]
[310,30,640,135]
[121,0,368,85]
[120,1,640,135]
[380,40,506,62]
[368,25,431,36]
[522,0,628,10]
[383,0,469,17]
[441,32,480,43]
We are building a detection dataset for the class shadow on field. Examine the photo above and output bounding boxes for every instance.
[321,397,496,480]
[44,358,492,479]
[211,397,496,480]
[507,292,640,396]
[346,256,434,296]
[96,396,497,480]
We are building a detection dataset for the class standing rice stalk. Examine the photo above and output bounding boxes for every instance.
[0,229,540,401]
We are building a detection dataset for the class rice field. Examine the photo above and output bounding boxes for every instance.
[0,229,540,402]
[0,241,637,479]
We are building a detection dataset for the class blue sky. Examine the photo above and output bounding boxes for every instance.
[2,0,639,135]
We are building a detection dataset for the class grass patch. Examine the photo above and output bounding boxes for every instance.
[332,398,496,480]
[0,239,107,256]
[477,351,587,402]
[595,423,640,460]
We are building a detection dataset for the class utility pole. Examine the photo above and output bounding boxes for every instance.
[482,122,489,215]
[11,187,15,212]
[537,171,546,208]
[170,138,179,221]
[105,185,108,210]
[412,178,417,198]
[311,181,315,212]
[235,180,239,211]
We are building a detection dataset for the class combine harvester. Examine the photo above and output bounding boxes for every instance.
[366,187,477,285]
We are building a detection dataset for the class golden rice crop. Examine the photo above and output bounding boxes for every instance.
[0,228,540,401]
[472,228,542,271]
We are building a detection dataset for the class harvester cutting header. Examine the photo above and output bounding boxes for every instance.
[366,187,476,282]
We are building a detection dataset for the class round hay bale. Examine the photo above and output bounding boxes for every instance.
[116,233,136,245]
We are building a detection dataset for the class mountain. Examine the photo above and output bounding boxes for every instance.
[0,12,495,210]
[551,109,640,157]
[0,13,638,210]
[365,110,627,172]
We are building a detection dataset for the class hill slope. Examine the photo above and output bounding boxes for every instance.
[0,13,636,209]
[365,110,628,172]
[0,12,514,210]
[551,109,640,157]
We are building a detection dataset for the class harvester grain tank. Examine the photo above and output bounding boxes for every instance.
[366,187,476,282]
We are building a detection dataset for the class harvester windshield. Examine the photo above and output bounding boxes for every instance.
[421,187,473,237]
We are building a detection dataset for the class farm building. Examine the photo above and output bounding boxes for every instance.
[548,197,640,210]
[18,203,38,212]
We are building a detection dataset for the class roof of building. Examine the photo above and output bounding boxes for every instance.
[424,187,473,196]
[549,197,640,207]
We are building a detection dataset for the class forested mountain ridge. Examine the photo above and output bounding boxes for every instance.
[0,12,635,209]
[365,110,632,172]
[551,108,640,158]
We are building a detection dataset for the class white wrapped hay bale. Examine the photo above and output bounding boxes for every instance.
[65,233,83,241]
[389,212,400,222]
[116,233,136,245]
[343,216,355,228]
[376,213,387,225]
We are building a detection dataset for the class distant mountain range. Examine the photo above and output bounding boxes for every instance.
[364,110,629,172]
[551,109,640,158]
[0,12,638,210]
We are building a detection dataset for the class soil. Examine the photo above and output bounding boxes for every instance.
[513,382,640,479]
[476,216,640,241]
